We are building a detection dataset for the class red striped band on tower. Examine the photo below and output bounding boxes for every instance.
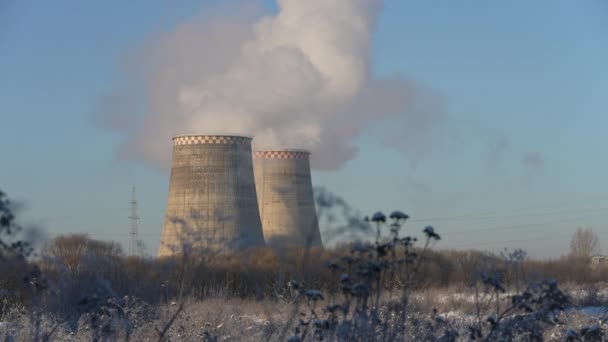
[173,135,252,145]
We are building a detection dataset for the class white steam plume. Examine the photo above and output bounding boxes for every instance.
[99,0,444,171]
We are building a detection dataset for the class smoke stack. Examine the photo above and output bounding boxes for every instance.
[253,150,323,248]
[158,135,265,257]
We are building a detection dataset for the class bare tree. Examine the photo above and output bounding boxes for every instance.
[42,234,123,273]
[0,190,32,258]
[569,227,600,258]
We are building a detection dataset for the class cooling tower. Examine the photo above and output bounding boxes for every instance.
[158,135,265,257]
[253,150,323,248]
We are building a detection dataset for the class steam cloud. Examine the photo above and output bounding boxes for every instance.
[99,0,444,171]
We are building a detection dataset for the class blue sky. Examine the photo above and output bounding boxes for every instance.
[1,0,607,258]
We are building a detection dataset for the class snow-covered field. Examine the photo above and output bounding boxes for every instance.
[2,287,608,341]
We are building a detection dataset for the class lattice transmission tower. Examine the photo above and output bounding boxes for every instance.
[128,186,140,256]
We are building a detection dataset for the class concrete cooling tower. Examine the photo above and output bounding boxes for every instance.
[158,135,266,257]
[253,150,323,248]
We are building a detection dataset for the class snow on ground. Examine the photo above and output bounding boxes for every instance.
[579,306,608,316]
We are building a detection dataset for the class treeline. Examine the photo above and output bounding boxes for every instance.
[1,233,608,320]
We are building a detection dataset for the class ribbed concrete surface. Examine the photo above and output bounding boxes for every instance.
[158,135,265,257]
[253,150,323,248]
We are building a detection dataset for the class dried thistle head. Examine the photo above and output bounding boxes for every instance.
[389,211,409,221]
[371,212,387,223]
[423,226,441,241]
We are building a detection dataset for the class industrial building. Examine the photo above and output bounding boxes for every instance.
[158,135,266,257]
[253,150,323,248]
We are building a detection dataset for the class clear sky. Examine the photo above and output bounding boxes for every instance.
[1,0,607,259]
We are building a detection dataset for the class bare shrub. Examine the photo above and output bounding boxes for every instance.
[570,227,601,259]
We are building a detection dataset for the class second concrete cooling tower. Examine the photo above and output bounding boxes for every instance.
[254,150,323,248]
[158,135,265,257]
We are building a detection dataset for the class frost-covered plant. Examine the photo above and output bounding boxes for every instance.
[282,211,575,341]
[284,211,443,341]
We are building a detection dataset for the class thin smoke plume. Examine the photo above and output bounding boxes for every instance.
[522,151,544,172]
[99,0,444,171]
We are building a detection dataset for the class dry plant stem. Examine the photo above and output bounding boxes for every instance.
[41,320,63,342]
[156,300,184,342]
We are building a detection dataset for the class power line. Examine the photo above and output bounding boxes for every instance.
[37,193,607,253]
[38,208,128,223]
[410,207,608,223]
[446,230,608,249]
[58,207,606,238]
[408,195,608,223]
[446,233,572,248]
[440,211,607,235]
[34,194,608,226]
